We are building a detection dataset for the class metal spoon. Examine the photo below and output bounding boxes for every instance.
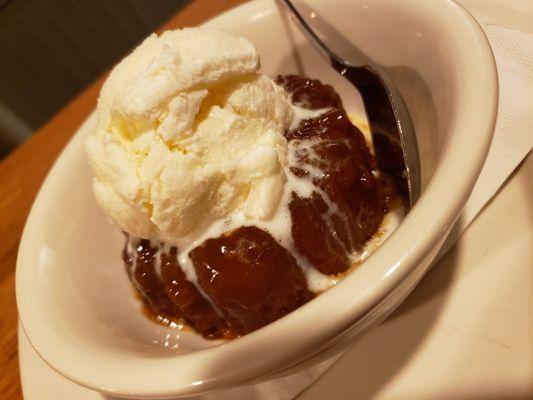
[278,0,421,208]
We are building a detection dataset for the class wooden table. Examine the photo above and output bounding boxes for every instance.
[0,1,245,398]
[5,1,532,399]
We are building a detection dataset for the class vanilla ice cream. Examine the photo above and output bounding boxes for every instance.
[86,28,293,242]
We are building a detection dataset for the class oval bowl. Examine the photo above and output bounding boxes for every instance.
[16,0,497,398]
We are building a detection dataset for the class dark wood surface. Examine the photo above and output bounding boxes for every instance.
[0,1,245,398]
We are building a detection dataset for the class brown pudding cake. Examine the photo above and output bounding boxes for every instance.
[122,75,393,339]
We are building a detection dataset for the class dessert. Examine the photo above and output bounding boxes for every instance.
[87,28,401,340]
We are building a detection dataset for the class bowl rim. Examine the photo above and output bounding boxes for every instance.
[16,0,498,397]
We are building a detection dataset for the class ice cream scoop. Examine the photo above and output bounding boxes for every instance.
[86,28,293,243]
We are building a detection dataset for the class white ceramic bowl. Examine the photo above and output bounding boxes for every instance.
[16,0,497,398]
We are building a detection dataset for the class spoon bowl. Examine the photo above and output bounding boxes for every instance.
[278,0,421,207]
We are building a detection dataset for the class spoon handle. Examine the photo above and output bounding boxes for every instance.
[277,0,346,67]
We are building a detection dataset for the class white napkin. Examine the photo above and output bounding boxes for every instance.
[450,24,533,239]
[199,22,533,400]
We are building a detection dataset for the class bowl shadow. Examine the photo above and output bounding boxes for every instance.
[295,226,462,399]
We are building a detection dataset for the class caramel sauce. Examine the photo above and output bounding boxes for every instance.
[123,75,391,339]
[190,226,314,336]
[279,75,384,274]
